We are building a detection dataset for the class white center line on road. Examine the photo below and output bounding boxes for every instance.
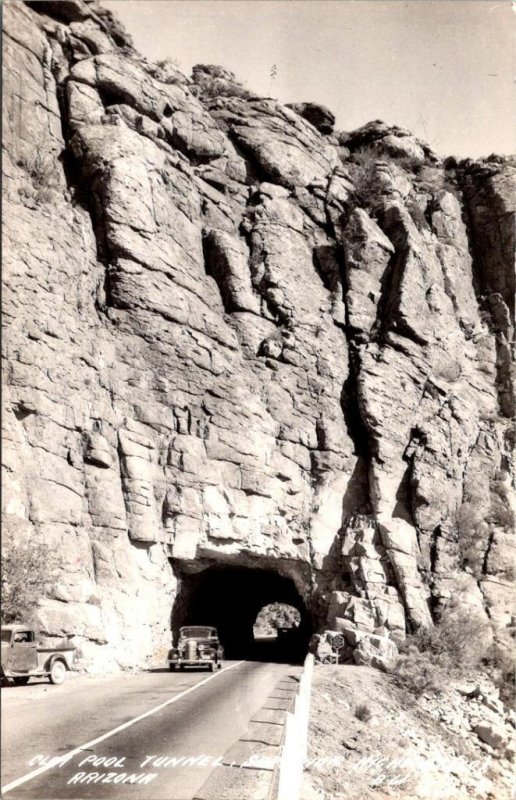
[1,660,244,795]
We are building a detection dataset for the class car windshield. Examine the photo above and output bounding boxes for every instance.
[1,630,12,643]
[180,627,215,639]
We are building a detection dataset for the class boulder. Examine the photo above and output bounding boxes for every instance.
[353,634,399,672]
[286,102,336,134]
[473,722,508,750]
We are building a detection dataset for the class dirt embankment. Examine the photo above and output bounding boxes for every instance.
[302,665,514,800]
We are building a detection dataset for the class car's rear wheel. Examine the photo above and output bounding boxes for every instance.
[169,664,176,671]
[49,660,66,685]
[13,676,30,686]
[217,662,222,670]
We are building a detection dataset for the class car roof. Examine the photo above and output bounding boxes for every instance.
[1,624,32,632]
[180,625,216,631]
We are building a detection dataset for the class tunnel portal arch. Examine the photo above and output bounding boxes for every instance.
[171,563,312,661]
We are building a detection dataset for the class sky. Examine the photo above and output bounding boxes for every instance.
[102,0,514,158]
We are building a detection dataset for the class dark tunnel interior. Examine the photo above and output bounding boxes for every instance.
[170,564,312,663]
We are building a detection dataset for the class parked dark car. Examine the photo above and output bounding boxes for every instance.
[168,626,224,672]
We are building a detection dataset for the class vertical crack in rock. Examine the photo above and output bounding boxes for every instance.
[457,160,515,419]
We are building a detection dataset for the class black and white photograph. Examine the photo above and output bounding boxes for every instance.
[1,1,514,798]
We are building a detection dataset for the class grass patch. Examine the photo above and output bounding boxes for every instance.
[354,702,373,722]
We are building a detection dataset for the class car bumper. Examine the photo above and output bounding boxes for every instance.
[169,659,215,666]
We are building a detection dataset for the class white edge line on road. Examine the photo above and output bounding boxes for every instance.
[1,660,244,794]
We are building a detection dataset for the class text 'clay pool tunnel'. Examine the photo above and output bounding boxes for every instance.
[171,564,312,663]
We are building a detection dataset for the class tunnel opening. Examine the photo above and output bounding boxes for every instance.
[252,603,305,663]
[171,563,312,663]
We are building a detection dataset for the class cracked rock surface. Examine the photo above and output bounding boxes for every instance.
[2,0,514,670]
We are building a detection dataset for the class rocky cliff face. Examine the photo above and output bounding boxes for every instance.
[3,0,514,670]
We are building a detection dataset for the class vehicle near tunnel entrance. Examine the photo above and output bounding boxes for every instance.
[168,626,224,672]
[171,564,312,663]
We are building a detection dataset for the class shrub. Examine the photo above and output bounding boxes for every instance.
[488,478,514,529]
[1,539,59,625]
[152,58,183,85]
[397,155,423,173]
[348,146,386,210]
[483,633,516,706]
[456,500,487,575]
[16,147,61,205]
[157,57,180,69]
[413,605,492,670]
[354,702,372,722]
[395,605,494,694]
[193,78,251,101]
[394,647,449,695]
[191,65,251,102]
[17,151,56,188]
[368,760,418,793]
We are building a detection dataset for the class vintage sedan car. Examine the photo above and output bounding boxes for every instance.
[168,626,224,672]
[1,624,76,685]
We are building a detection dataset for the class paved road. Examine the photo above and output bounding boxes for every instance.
[2,659,300,799]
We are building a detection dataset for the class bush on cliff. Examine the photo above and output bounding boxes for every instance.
[16,147,61,206]
[394,604,494,695]
[1,540,57,625]
[191,64,251,101]
[483,633,516,707]
[348,146,383,209]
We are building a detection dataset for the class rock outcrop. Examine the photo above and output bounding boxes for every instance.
[2,0,514,670]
